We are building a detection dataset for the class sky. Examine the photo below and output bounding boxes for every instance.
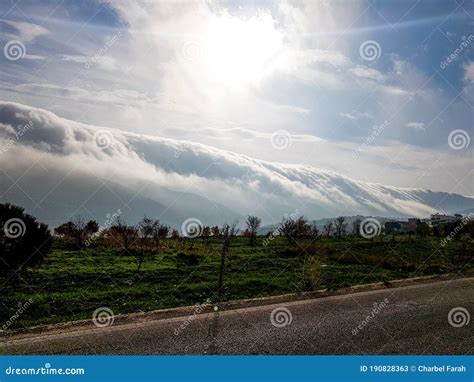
[0,0,473,209]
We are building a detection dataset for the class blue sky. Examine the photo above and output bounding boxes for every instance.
[0,0,472,195]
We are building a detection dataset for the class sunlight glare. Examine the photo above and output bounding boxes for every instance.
[203,13,283,88]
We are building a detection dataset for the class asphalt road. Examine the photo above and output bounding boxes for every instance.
[1,278,473,355]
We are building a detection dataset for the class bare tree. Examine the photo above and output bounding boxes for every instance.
[211,226,220,237]
[138,216,159,251]
[110,218,138,253]
[334,216,347,237]
[202,226,211,238]
[310,223,319,239]
[352,218,362,236]
[157,224,169,240]
[218,220,238,302]
[323,221,333,237]
[245,215,261,246]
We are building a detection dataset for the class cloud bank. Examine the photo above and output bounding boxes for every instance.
[0,102,472,227]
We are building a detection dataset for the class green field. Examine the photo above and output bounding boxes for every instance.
[1,236,472,329]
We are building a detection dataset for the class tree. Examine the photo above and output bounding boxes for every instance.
[218,221,238,301]
[334,216,347,237]
[86,220,99,235]
[416,222,430,237]
[432,225,441,237]
[54,217,99,247]
[310,224,319,238]
[0,203,52,275]
[202,226,211,238]
[211,226,220,237]
[323,221,333,237]
[352,218,362,236]
[54,221,74,237]
[280,216,311,243]
[157,224,169,241]
[245,215,261,246]
[138,216,159,251]
[170,229,180,239]
[110,218,138,252]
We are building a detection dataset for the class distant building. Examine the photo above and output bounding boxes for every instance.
[430,213,459,226]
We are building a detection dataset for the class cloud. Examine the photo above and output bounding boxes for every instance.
[406,122,426,130]
[381,85,411,96]
[465,62,474,82]
[339,111,374,121]
[0,20,49,42]
[349,66,385,82]
[0,102,472,226]
[0,0,471,203]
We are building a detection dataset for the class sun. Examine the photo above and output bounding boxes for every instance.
[202,13,283,88]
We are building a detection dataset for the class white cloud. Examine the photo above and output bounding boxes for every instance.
[465,63,474,82]
[339,111,374,121]
[406,122,426,130]
[0,0,471,202]
[0,102,472,226]
[381,85,411,96]
[349,66,385,82]
[1,20,49,42]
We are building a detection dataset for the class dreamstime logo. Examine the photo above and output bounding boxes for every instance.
[1,120,34,154]
[352,121,389,158]
[92,307,114,328]
[263,209,299,247]
[4,363,85,376]
[84,209,122,247]
[181,41,203,62]
[271,130,292,150]
[448,307,470,328]
[270,307,293,328]
[352,298,389,335]
[2,299,33,331]
[440,213,473,247]
[4,40,26,61]
[93,130,115,149]
[181,218,203,238]
[448,129,470,150]
[440,35,474,69]
[85,31,122,69]
[359,218,381,239]
[174,298,212,336]
[359,40,381,61]
[3,218,26,239]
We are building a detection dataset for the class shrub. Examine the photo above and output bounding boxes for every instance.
[0,203,52,275]
[176,252,201,265]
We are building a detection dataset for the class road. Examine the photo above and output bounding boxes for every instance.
[1,278,473,355]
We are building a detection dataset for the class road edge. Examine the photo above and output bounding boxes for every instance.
[1,272,471,340]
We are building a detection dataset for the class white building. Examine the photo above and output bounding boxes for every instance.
[430,213,459,226]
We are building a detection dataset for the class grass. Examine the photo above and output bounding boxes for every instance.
[0,235,472,329]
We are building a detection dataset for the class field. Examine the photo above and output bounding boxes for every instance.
[1,235,472,329]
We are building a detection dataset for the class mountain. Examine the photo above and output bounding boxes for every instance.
[0,101,473,228]
[259,216,398,235]
[0,173,240,229]
[455,208,474,216]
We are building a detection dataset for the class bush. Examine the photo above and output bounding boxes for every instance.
[0,203,52,275]
[176,252,201,265]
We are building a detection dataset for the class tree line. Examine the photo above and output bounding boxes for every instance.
[1,202,473,277]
